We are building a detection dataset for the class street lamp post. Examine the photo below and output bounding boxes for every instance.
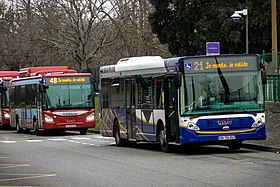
[231,9,248,54]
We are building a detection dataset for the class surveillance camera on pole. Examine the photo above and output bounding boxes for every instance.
[231,13,242,22]
[231,8,249,54]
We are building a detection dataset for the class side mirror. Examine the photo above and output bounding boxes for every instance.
[261,70,267,85]
[174,72,182,88]
[87,94,92,100]
[93,83,99,92]
[39,84,49,92]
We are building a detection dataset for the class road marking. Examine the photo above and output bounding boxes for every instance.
[0,173,57,182]
[0,141,16,144]
[26,140,43,143]
[71,137,90,140]
[0,164,30,169]
[47,138,67,141]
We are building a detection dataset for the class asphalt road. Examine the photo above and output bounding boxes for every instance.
[0,129,280,187]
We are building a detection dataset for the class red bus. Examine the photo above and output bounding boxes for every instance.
[9,66,96,135]
[0,71,19,128]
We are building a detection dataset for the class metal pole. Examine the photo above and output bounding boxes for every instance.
[245,10,249,54]
[271,0,278,74]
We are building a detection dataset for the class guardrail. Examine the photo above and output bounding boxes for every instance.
[265,75,280,102]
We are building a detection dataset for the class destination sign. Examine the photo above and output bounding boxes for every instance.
[182,55,259,73]
[46,76,91,85]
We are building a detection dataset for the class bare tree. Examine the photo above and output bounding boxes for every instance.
[34,0,120,70]
[107,0,170,59]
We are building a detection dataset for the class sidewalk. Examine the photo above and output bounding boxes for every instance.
[243,103,280,153]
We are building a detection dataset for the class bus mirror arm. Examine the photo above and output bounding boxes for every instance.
[174,72,182,88]
[93,83,99,92]
[0,85,7,92]
[261,70,267,85]
[39,84,49,92]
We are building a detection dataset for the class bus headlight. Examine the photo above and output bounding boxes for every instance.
[252,119,263,128]
[4,111,10,118]
[44,114,54,122]
[187,122,200,131]
[86,113,95,121]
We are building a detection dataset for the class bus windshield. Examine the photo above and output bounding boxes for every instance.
[43,84,94,109]
[180,71,264,115]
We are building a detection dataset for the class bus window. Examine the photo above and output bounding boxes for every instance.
[138,77,153,109]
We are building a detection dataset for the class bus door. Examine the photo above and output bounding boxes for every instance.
[164,76,178,143]
[21,86,26,129]
[0,88,3,124]
[126,79,136,139]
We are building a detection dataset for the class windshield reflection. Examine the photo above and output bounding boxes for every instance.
[43,84,94,109]
[180,71,264,115]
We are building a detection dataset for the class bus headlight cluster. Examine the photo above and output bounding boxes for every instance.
[187,122,200,131]
[252,119,263,128]
[3,111,10,118]
[86,113,95,121]
[44,114,54,122]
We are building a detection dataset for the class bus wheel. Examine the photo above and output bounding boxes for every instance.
[159,126,169,153]
[35,124,41,136]
[16,120,22,133]
[114,124,125,147]
[79,128,88,135]
[228,141,242,150]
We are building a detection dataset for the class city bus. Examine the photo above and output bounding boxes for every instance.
[9,66,96,135]
[99,54,267,152]
[0,71,19,128]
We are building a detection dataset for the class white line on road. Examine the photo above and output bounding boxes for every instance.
[48,138,67,141]
[71,137,91,140]
[26,140,43,143]
[0,141,16,143]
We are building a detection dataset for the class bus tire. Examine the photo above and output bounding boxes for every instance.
[16,119,22,133]
[228,141,242,150]
[159,125,170,153]
[114,122,125,147]
[35,123,41,136]
[79,128,88,135]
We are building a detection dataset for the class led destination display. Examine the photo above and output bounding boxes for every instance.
[183,55,259,73]
[46,76,91,85]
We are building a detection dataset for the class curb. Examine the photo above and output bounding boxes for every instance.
[242,143,280,153]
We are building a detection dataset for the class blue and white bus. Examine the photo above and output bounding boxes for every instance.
[99,54,267,152]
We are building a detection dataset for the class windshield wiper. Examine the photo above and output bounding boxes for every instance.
[240,109,257,116]
[215,57,230,103]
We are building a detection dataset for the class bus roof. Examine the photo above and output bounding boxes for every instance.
[100,56,167,78]
[0,71,19,79]
[19,66,77,77]
[100,54,260,78]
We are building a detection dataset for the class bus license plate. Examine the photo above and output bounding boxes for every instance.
[218,135,236,140]
[65,125,76,128]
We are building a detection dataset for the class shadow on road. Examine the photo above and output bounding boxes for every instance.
[109,142,256,155]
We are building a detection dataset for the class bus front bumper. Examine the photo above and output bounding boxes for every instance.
[179,125,266,144]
